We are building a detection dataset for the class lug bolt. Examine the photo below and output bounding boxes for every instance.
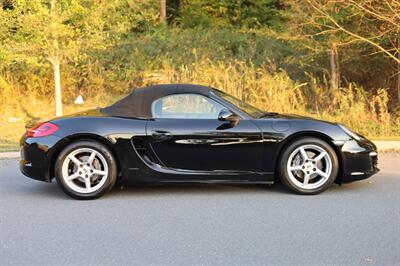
[79,171,82,175]
[85,174,88,178]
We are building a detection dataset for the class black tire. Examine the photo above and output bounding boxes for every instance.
[55,140,117,200]
[278,137,338,195]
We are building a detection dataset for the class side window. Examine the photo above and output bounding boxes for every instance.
[152,94,225,119]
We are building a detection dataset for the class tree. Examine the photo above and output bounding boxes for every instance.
[49,0,62,116]
[309,0,400,64]
[298,0,400,100]
[282,0,356,90]
[176,0,283,28]
[160,0,167,22]
[0,0,95,116]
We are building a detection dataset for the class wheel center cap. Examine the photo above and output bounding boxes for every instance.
[305,163,313,170]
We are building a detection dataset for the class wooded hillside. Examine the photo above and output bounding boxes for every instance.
[0,0,399,149]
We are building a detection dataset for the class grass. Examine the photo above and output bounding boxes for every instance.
[0,95,114,152]
[1,59,399,152]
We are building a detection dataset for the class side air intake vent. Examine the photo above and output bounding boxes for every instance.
[132,138,145,150]
[131,137,158,164]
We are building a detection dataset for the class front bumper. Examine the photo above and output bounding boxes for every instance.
[338,139,379,183]
[20,134,62,182]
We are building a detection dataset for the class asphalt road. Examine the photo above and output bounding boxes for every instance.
[1,154,399,266]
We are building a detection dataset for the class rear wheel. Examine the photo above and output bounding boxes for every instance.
[55,140,117,200]
[278,137,338,195]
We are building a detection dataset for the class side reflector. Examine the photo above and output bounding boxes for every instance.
[27,122,59,138]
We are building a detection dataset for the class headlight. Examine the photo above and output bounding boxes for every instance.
[338,124,362,141]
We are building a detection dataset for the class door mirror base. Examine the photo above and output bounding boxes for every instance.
[218,109,240,126]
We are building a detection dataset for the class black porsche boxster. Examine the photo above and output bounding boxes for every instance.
[20,84,379,199]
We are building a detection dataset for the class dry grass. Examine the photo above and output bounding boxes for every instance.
[1,58,399,151]
[0,91,116,151]
[142,59,400,137]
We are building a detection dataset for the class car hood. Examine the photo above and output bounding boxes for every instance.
[258,112,337,125]
[259,112,314,120]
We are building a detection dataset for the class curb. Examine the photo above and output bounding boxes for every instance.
[0,152,19,159]
[1,141,399,159]
[372,141,400,153]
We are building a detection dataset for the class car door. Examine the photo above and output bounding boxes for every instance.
[145,93,263,175]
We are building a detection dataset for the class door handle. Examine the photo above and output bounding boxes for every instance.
[151,130,172,142]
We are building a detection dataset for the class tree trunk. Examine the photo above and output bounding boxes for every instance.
[52,59,63,116]
[50,0,62,116]
[50,0,56,12]
[397,37,400,104]
[330,43,340,91]
[160,0,167,22]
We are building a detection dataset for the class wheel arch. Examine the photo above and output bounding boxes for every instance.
[274,131,343,182]
[49,133,120,180]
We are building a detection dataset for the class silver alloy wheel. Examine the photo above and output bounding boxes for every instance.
[286,144,332,190]
[61,148,109,194]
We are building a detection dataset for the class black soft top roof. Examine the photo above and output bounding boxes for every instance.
[101,84,214,118]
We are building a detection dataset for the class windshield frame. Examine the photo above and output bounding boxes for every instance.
[212,89,264,118]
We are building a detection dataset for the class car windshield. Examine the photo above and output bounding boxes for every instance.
[213,90,264,118]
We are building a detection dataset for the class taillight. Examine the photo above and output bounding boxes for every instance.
[26,122,59,138]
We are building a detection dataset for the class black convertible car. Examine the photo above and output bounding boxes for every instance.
[20,84,379,199]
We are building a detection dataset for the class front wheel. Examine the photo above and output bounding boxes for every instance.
[278,137,339,195]
[55,140,117,200]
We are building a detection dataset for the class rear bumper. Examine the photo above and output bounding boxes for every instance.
[20,159,49,182]
[20,134,62,182]
[338,139,379,183]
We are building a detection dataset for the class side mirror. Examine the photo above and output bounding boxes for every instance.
[218,109,240,125]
